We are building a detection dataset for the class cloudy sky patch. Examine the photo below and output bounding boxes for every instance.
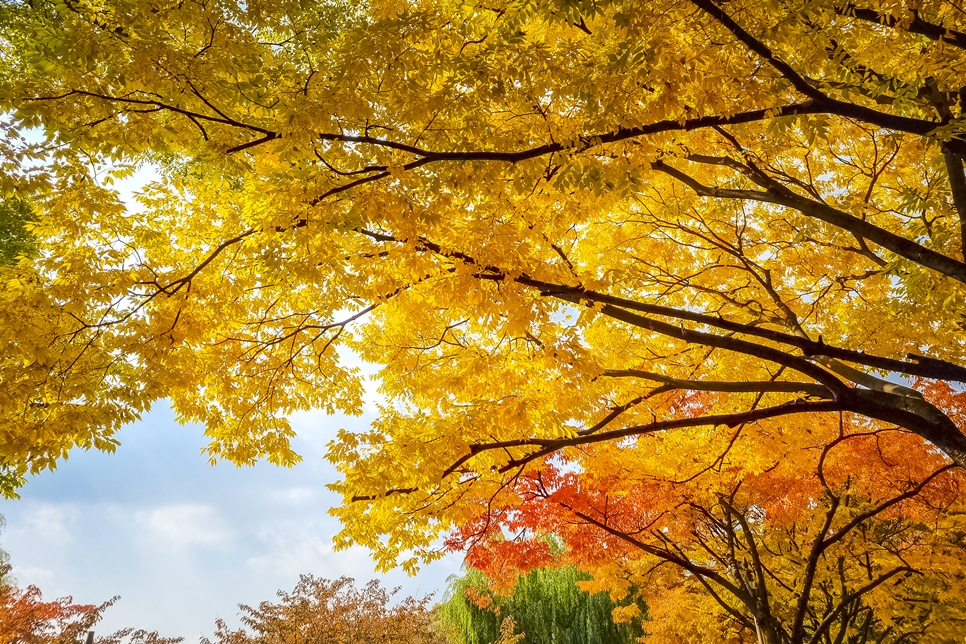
[0,405,461,640]
[136,504,234,550]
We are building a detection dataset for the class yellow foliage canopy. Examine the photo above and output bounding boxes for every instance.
[4,0,966,638]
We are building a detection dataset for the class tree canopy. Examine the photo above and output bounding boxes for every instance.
[0,560,183,644]
[439,564,646,644]
[205,575,444,644]
[4,0,966,639]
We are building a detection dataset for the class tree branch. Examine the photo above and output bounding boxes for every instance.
[653,159,966,284]
[944,147,966,258]
[687,0,947,140]
[844,5,966,50]
[601,369,831,397]
[806,567,918,644]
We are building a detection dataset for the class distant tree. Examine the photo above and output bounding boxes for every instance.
[0,516,10,587]
[95,629,184,644]
[0,564,109,644]
[439,566,646,644]
[206,575,444,644]
[0,563,179,644]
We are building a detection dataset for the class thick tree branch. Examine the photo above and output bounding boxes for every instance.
[718,498,777,628]
[688,0,826,102]
[687,0,948,140]
[654,159,966,284]
[844,5,966,50]
[584,300,847,392]
[944,147,966,257]
[455,400,845,474]
[601,369,831,397]
[362,230,966,382]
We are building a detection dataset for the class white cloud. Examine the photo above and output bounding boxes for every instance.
[24,504,75,545]
[136,504,233,549]
[270,486,318,504]
[245,525,334,578]
[244,523,447,594]
[0,406,462,638]
[12,564,56,587]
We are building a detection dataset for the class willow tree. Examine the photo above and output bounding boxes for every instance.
[4,0,966,637]
[439,565,646,644]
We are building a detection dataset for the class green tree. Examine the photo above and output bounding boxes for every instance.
[439,567,645,644]
[0,198,35,266]
[0,515,10,588]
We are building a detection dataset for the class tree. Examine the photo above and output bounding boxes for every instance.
[204,575,443,644]
[439,565,646,644]
[0,564,105,644]
[0,566,182,644]
[0,516,11,588]
[446,410,966,643]
[3,0,966,631]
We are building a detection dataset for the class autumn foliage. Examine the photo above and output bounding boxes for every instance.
[205,575,443,644]
[0,565,110,644]
[5,0,966,639]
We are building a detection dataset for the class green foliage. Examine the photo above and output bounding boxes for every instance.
[0,566,10,590]
[439,567,646,644]
[0,515,11,588]
[0,198,36,266]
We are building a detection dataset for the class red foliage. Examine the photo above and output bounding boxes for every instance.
[0,566,114,644]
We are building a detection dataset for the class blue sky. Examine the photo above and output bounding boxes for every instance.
[0,402,463,639]
[1,156,463,640]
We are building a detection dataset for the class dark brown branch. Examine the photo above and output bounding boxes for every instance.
[687,0,947,141]
[944,147,966,257]
[575,301,848,392]
[793,482,842,640]
[226,133,279,154]
[158,229,256,294]
[602,369,831,397]
[844,5,966,50]
[688,0,826,102]
[579,395,648,436]
[312,102,826,164]
[806,567,918,644]
[351,487,419,502]
[433,400,844,483]
[653,159,966,284]
[357,229,966,383]
[820,464,956,554]
[29,89,275,134]
[463,399,843,466]
[718,498,774,621]
[568,507,751,605]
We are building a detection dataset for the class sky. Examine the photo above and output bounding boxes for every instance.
[0,148,464,640]
[0,400,463,640]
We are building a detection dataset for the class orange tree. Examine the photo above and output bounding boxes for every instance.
[448,403,966,643]
[0,578,106,644]
[4,0,966,636]
[0,566,178,644]
[204,575,443,644]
